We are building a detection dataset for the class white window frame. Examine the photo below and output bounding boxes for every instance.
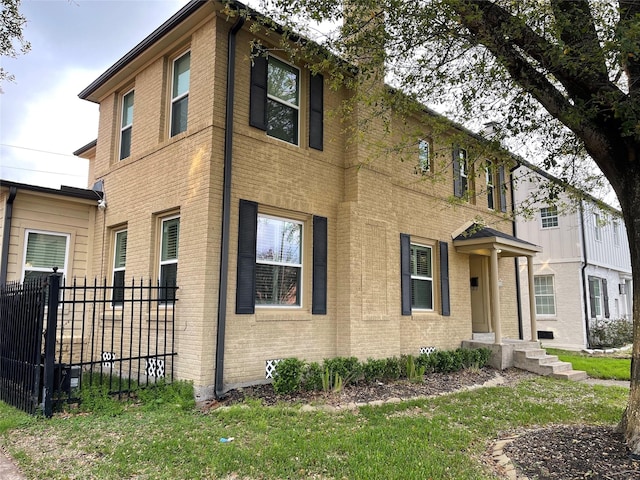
[534,275,556,316]
[159,215,180,303]
[459,148,468,195]
[266,55,300,146]
[112,229,127,307]
[119,89,134,160]
[170,50,190,137]
[613,221,620,246]
[418,139,430,173]
[540,206,559,229]
[590,276,603,318]
[486,161,495,210]
[410,243,434,311]
[21,229,70,283]
[255,213,303,308]
[594,213,602,241]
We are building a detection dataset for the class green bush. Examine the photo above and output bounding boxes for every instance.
[383,357,403,380]
[302,362,323,391]
[136,380,195,411]
[273,358,305,394]
[322,357,363,385]
[589,318,633,348]
[363,358,387,382]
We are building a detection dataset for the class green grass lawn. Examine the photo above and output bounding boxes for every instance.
[545,348,631,381]
[0,377,628,480]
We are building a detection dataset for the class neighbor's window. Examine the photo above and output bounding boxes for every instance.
[534,275,556,316]
[418,139,430,173]
[256,214,302,306]
[112,230,127,306]
[613,221,620,246]
[486,161,495,210]
[540,206,558,228]
[594,213,602,241]
[23,231,68,284]
[267,56,299,145]
[589,276,603,317]
[119,89,134,160]
[410,243,433,310]
[159,216,180,302]
[170,51,190,137]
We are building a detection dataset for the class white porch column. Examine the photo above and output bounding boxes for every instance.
[490,247,502,344]
[527,255,538,341]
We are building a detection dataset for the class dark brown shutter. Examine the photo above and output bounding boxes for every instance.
[603,278,610,318]
[499,165,507,213]
[309,73,324,151]
[236,200,258,314]
[588,276,596,318]
[440,241,450,316]
[453,146,462,198]
[312,215,327,314]
[400,234,411,315]
[249,47,267,131]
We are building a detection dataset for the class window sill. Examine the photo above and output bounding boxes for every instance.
[537,316,557,321]
[255,310,312,322]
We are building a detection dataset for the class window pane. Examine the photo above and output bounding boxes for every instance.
[267,57,299,106]
[418,140,430,172]
[112,270,125,306]
[411,278,433,309]
[541,206,558,228]
[256,217,301,264]
[159,263,178,302]
[161,218,180,262]
[122,91,134,127]
[534,275,555,315]
[267,99,298,144]
[172,52,190,98]
[171,96,188,136]
[120,126,132,160]
[411,245,431,277]
[23,270,50,285]
[255,264,300,305]
[25,233,66,269]
[114,231,127,268]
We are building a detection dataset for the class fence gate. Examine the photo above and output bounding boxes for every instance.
[0,280,46,414]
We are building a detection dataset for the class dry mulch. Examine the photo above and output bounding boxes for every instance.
[212,368,639,479]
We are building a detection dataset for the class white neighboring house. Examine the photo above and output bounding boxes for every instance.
[514,168,632,350]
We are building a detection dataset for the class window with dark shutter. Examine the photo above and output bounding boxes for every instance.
[602,278,610,318]
[400,234,411,315]
[498,165,507,213]
[439,241,450,316]
[249,47,268,131]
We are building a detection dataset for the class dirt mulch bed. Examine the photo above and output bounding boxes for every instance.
[208,368,638,479]
[503,424,639,480]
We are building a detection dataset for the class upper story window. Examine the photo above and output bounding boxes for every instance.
[613,221,620,246]
[112,229,127,306]
[594,213,602,241]
[486,161,495,210]
[410,243,433,310]
[256,214,302,306]
[22,230,69,284]
[540,206,558,229]
[418,139,430,174]
[170,51,190,137]
[159,216,180,302]
[453,147,468,198]
[266,56,300,145]
[534,275,556,316]
[119,90,134,160]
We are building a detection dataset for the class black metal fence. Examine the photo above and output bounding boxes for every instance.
[0,274,177,416]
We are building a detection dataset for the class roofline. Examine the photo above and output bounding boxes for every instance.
[73,139,97,156]
[0,180,103,202]
[78,0,212,100]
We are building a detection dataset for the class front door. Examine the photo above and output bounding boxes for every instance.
[470,256,491,332]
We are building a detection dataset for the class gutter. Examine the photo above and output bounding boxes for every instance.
[510,164,524,340]
[215,14,246,399]
[0,186,17,285]
[579,200,592,348]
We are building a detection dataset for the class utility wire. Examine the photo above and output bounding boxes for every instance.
[0,143,79,158]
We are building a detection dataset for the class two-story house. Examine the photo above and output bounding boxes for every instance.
[514,166,632,350]
[3,0,544,400]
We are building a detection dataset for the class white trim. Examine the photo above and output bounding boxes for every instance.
[540,206,559,229]
[119,88,134,160]
[266,54,300,146]
[410,242,434,312]
[21,229,70,282]
[112,229,127,307]
[169,50,190,137]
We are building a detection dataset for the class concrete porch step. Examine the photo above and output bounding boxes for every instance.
[513,346,586,380]
[553,369,589,381]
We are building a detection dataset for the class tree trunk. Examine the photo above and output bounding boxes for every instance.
[617,157,640,456]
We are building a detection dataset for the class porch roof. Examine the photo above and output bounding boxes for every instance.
[453,224,541,257]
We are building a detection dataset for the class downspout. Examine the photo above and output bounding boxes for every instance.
[579,200,591,348]
[0,186,17,285]
[510,164,524,340]
[215,14,246,399]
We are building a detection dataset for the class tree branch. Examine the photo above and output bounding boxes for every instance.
[619,0,640,95]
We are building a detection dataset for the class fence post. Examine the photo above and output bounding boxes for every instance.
[42,270,61,418]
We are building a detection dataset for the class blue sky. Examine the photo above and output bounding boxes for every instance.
[0,0,191,189]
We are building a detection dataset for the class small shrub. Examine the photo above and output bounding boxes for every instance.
[302,362,323,392]
[273,358,304,394]
[383,357,403,380]
[416,352,438,373]
[589,318,633,348]
[363,358,387,383]
[322,357,363,386]
[406,355,425,383]
[321,367,344,393]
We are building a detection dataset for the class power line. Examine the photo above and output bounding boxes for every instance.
[0,164,87,178]
[0,143,78,158]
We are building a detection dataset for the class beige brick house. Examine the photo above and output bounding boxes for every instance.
[69,0,541,399]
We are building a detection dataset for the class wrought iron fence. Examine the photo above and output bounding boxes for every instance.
[0,274,178,416]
